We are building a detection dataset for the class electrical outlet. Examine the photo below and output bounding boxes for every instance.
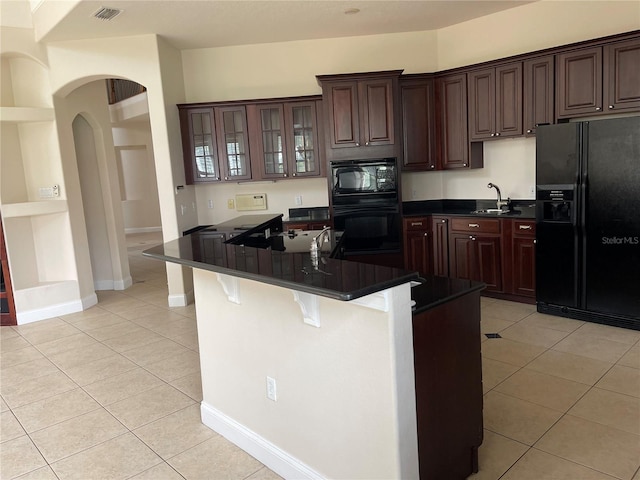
[266,376,277,401]
[529,185,535,197]
[227,199,235,209]
[295,195,303,206]
[208,199,214,209]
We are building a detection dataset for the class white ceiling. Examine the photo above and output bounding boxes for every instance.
[35,0,536,49]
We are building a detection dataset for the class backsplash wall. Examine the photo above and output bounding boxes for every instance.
[194,137,536,225]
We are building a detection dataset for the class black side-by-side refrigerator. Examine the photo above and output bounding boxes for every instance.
[536,116,640,330]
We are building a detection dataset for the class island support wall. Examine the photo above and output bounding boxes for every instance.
[192,268,419,479]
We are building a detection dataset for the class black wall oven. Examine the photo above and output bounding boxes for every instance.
[330,158,401,255]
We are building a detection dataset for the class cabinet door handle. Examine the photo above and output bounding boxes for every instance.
[224,176,229,180]
[527,129,533,134]
[609,105,614,109]
[411,222,423,227]
[424,232,429,237]
[441,219,447,223]
[430,164,435,169]
[365,142,370,146]
[469,235,476,240]
[292,173,297,177]
[463,163,468,167]
[468,223,480,228]
[283,173,288,178]
[595,107,602,111]
[519,225,533,230]
[355,142,360,147]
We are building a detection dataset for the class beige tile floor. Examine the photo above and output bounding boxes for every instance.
[0,231,638,479]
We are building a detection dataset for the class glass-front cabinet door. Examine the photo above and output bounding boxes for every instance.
[215,106,252,181]
[185,107,220,182]
[256,104,288,179]
[284,101,321,177]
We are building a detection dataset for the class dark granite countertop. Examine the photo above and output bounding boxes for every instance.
[411,276,485,315]
[143,232,419,301]
[402,199,536,219]
[148,213,485,308]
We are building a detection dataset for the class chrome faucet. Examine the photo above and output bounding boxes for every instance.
[310,227,331,267]
[487,183,509,210]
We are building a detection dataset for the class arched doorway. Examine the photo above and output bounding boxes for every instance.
[67,79,161,293]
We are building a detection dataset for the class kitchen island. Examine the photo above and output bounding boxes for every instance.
[144,214,484,479]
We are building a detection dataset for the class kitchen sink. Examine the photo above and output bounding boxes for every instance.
[471,209,504,214]
[471,209,520,215]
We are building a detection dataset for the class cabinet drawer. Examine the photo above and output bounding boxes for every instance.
[450,217,501,233]
[404,217,430,231]
[513,220,535,236]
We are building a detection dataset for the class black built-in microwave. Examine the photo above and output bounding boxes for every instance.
[331,158,397,203]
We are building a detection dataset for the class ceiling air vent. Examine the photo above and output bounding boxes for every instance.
[92,7,122,21]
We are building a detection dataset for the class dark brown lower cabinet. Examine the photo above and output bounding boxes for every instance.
[449,232,503,293]
[403,217,433,275]
[413,288,483,479]
[432,216,450,277]
[404,215,538,303]
[511,219,536,299]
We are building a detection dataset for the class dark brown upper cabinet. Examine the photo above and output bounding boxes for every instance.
[179,96,324,184]
[179,106,222,183]
[556,46,603,118]
[249,100,323,180]
[557,37,640,118]
[400,75,438,171]
[604,37,640,112]
[317,70,402,161]
[436,73,483,170]
[523,55,555,135]
[468,62,523,141]
[215,106,252,181]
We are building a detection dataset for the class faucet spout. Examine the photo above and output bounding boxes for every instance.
[310,227,331,267]
[312,227,332,250]
[487,183,509,210]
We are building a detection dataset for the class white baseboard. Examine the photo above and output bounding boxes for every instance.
[95,276,133,291]
[168,291,193,307]
[94,280,114,291]
[82,293,98,309]
[200,402,324,480]
[17,299,84,325]
[115,276,133,290]
[124,226,162,234]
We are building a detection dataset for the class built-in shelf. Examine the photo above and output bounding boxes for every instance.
[1,200,68,218]
[0,107,55,123]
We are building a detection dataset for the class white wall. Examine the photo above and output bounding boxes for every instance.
[181,2,639,212]
[436,0,640,71]
[47,34,192,305]
[111,119,162,232]
[195,178,330,224]
[194,270,418,479]
[55,80,131,293]
[73,114,115,289]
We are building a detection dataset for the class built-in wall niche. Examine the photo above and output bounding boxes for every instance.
[0,53,80,323]
[2,214,79,316]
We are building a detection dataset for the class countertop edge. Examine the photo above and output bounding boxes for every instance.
[142,248,420,302]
